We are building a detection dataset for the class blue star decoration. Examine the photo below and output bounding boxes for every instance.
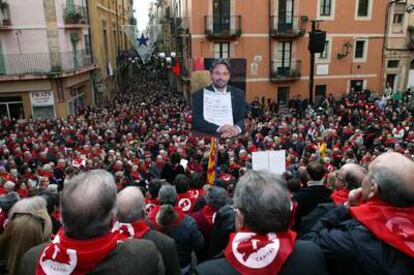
[137,34,148,47]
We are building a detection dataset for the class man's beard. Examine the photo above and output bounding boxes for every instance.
[213,80,227,89]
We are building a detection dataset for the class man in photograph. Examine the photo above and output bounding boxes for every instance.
[192,59,247,138]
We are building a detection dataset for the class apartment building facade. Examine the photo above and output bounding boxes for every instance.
[164,0,414,104]
[385,0,414,92]
[0,0,97,119]
[88,0,134,104]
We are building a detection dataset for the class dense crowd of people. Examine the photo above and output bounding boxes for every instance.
[0,61,414,275]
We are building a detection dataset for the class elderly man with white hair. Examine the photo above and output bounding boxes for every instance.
[303,152,414,275]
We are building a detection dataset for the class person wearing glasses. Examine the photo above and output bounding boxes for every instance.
[191,59,247,138]
[299,164,367,236]
[303,152,414,275]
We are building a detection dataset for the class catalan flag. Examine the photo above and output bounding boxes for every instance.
[207,137,217,185]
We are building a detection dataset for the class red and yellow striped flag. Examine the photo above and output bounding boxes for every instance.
[207,137,217,185]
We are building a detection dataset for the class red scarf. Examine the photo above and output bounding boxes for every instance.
[52,210,61,222]
[224,230,296,275]
[113,220,151,239]
[36,229,126,275]
[202,205,216,225]
[330,189,349,205]
[349,200,414,258]
[188,188,206,200]
[130,171,141,181]
[145,198,160,214]
[177,191,197,214]
[147,205,161,226]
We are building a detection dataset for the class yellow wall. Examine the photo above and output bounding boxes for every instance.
[88,0,134,84]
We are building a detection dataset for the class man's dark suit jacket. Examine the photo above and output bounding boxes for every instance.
[191,85,246,135]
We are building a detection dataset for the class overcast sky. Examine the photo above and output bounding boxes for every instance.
[134,0,152,32]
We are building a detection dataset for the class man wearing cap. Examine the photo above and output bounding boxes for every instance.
[192,59,247,138]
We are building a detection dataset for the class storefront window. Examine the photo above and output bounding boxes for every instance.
[32,106,55,119]
[0,96,24,119]
[30,91,56,120]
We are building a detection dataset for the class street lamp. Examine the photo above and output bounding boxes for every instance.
[166,57,172,68]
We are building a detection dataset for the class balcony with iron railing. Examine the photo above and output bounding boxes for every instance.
[204,15,242,40]
[172,17,190,36]
[270,60,301,82]
[0,50,94,77]
[270,15,306,39]
[62,3,88,29]
[0,0,12,31]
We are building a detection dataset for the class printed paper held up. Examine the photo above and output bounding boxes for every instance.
[252,150,286,175]
[203,89,233,126]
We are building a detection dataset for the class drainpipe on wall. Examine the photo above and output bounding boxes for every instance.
[268,0,272,93]
[85,0,96,105]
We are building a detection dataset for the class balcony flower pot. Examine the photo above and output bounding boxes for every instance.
[65,10,82,24]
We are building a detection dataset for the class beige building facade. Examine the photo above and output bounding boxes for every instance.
[88,0,134,104]
[0,0,97,119]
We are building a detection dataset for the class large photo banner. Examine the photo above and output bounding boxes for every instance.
[190,58,247,138]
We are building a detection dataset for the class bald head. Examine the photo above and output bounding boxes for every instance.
[61,170,117,239]
[368,152,414,207]
[117,186,145,223]
[338,163,366,190]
